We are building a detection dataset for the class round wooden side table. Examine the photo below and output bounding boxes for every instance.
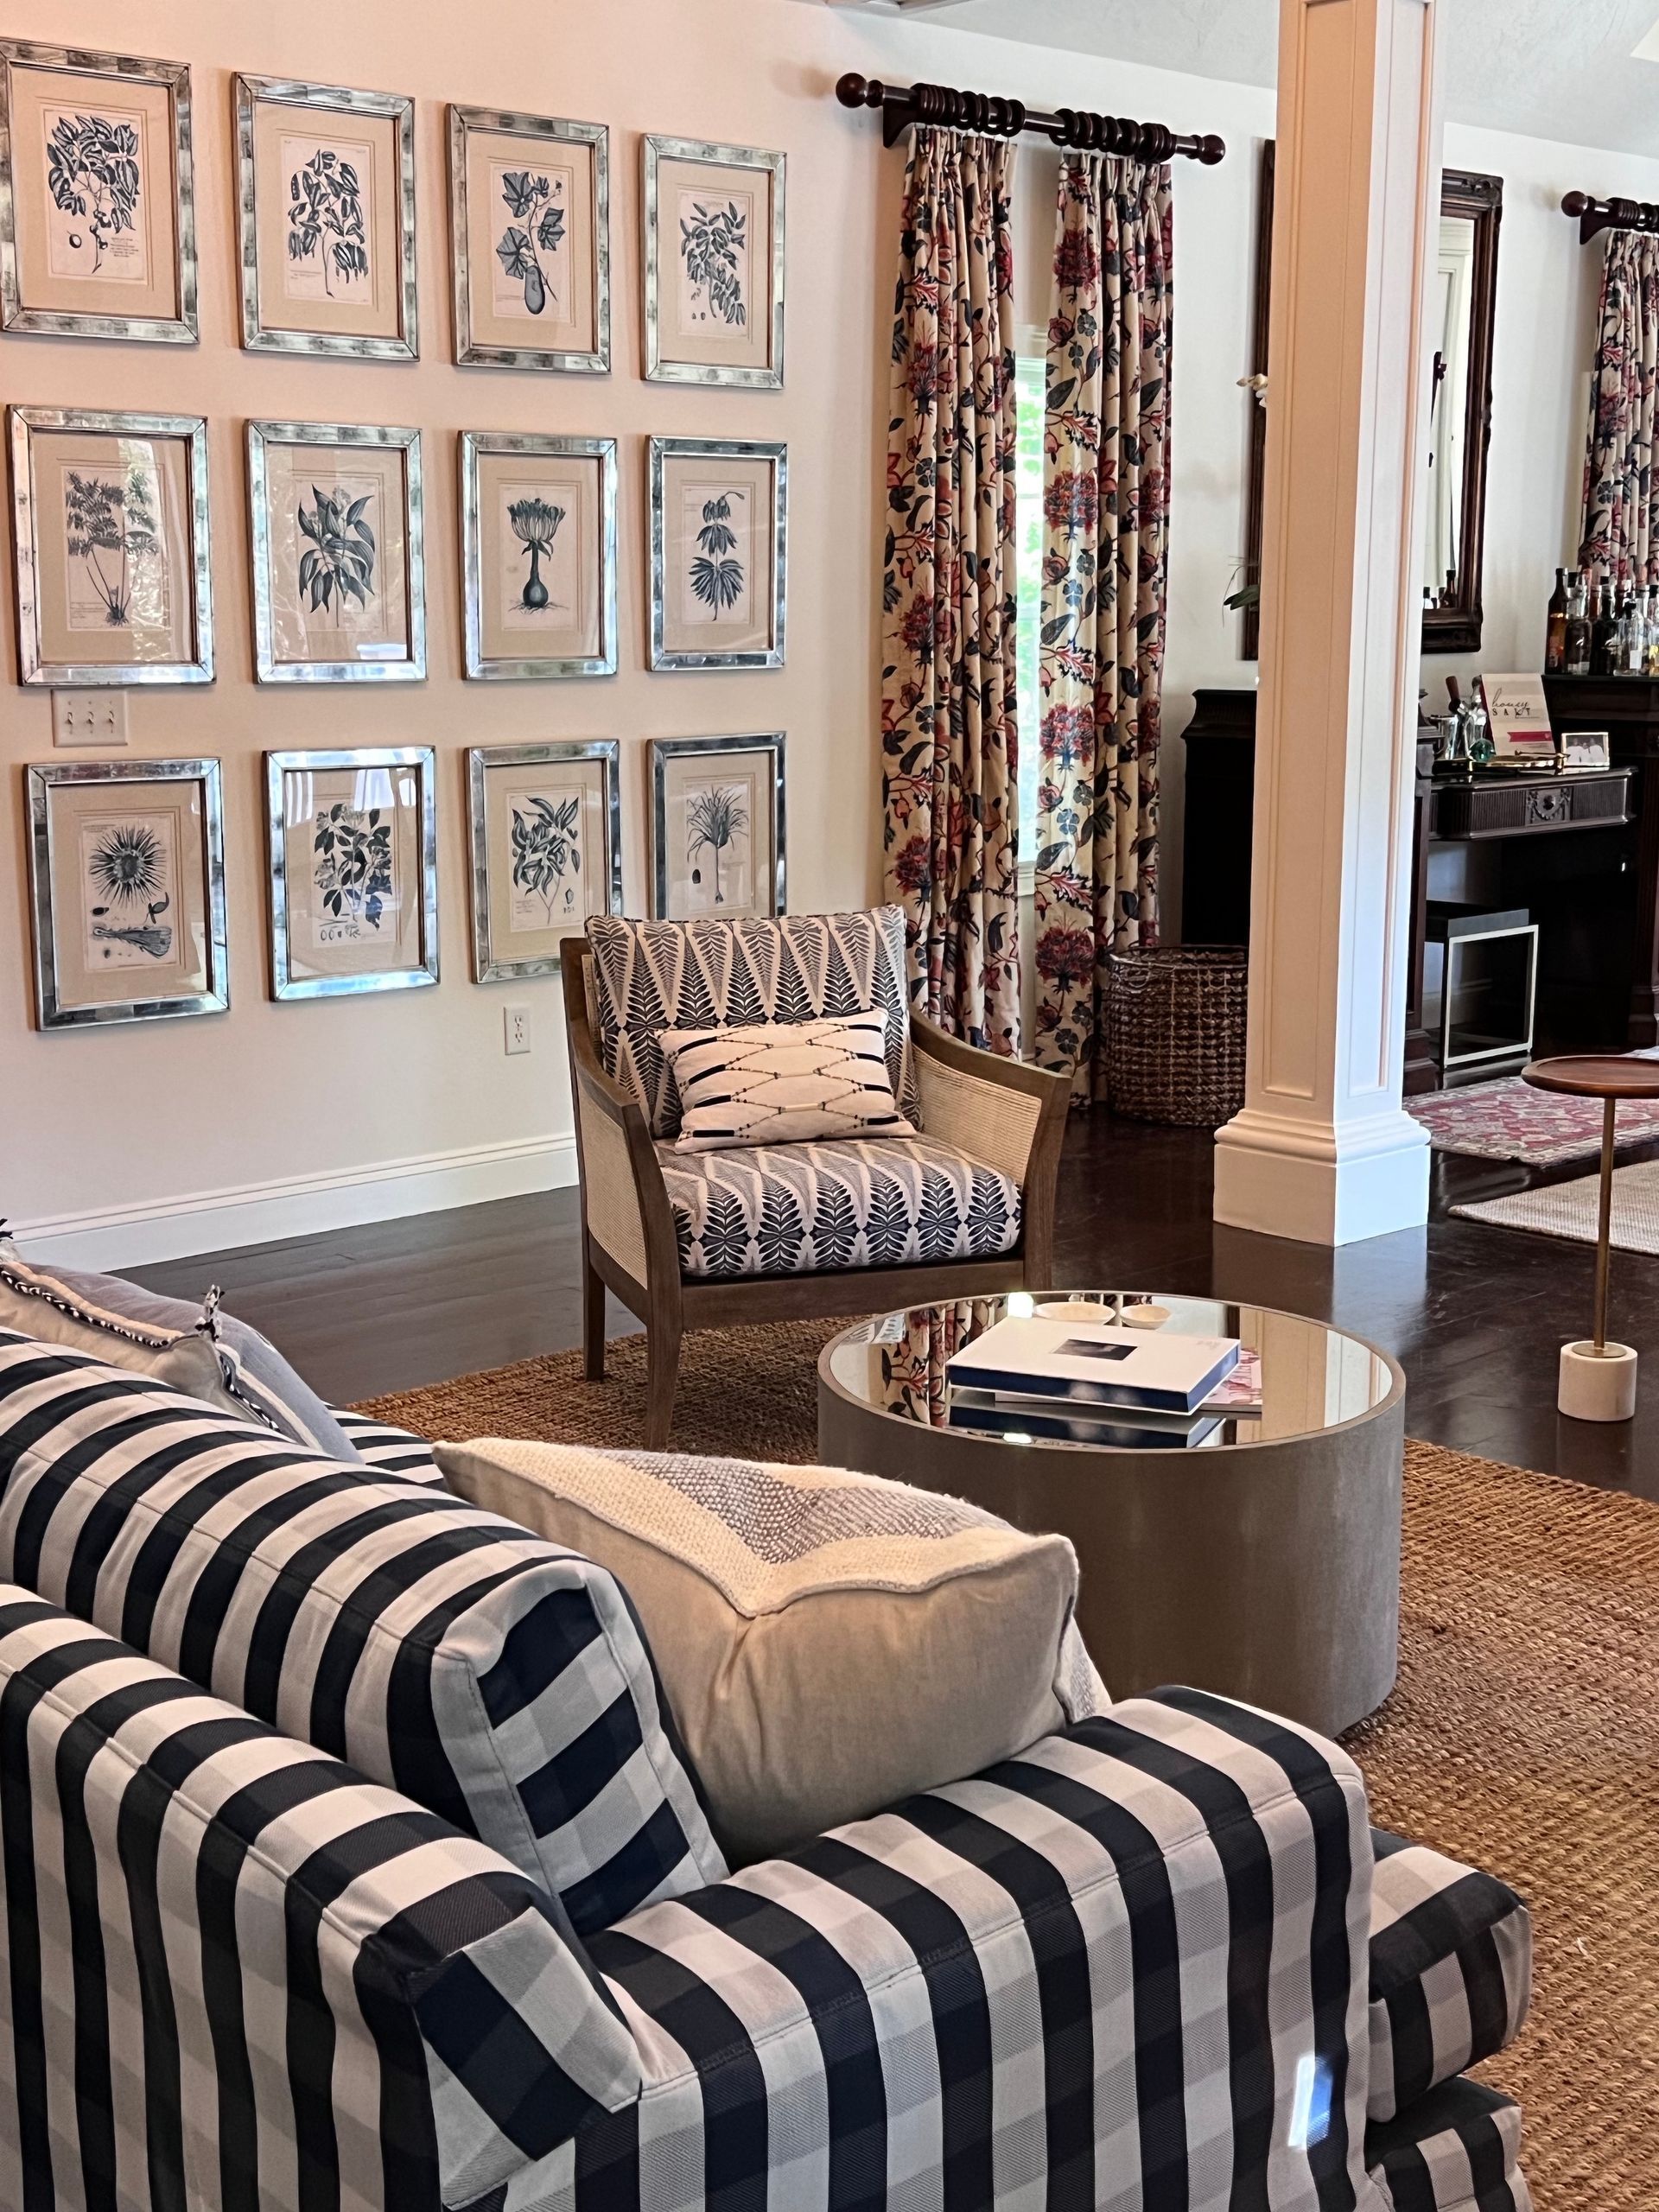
[1522,1054,1659,1421]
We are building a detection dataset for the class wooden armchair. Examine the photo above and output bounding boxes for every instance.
[562,936,1068,1447]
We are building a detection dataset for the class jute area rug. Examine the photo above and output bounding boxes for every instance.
[359,1318,1659,2208]
[1453,1154,1659,1254]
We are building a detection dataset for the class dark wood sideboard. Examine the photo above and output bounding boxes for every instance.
[1181,687,1638,1091]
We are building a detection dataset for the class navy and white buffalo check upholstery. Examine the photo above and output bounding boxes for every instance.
[659,1135,1022,1279]
[1366,2081,1531,2211]
[0,1333,727,1936]
[1367,1829,1531,2122]
[588,909,918,1140]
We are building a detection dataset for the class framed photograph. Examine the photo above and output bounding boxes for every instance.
[650,436,786,671]
[266,747,438,1000]
[467,741,621,982]
[25,758,227,1029]
[1562,731,1611,771]
[248,420,425,683]
[235,75,416,359]
[9,405,213,687]
[0,39,196,344]
[642,135,784,388]
[650,733,785,921]
[460,431,617,680]
[448,105,608,373]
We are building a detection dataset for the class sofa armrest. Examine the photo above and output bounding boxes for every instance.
[0,1585,639,2210]
[1366,1827,1532,2123]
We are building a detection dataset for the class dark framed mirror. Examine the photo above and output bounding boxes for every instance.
[1240,161,1503,660]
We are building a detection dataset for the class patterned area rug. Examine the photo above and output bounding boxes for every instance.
[359,1319,1659,2207]
[1452,1157,1659,1252]
[1409,1060,1659,1166]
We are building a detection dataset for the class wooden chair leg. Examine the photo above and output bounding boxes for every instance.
[582,1242,607,1382]
[644,1314,682,1450]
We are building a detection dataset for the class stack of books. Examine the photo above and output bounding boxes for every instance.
[944,1314,1262,1450]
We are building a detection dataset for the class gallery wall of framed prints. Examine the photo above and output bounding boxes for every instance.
[2,35,809,1052]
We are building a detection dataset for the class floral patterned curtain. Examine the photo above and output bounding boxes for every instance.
[1581,230,1659,587]
[1033,154,1173,1106]
[882,126,1021,1057]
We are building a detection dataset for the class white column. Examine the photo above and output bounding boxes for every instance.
[1213,0,1445,1246]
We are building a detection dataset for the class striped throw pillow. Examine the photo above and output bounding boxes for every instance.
[0,1332,727,1935]
[661,1011,918,1153]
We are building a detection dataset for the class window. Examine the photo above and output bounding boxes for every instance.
[1014,353,1046,895]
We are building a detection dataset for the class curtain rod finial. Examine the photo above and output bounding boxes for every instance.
[1562,190,1592,218]
[837,73,880,112]
[1197,135,1227,168]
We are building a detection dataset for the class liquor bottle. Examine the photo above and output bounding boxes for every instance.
[1647,586,1659,677]
[1592,582,1618,675]
[1545,568,1569,672]
[1568,572,1593,675]
[1621,589,1644,675]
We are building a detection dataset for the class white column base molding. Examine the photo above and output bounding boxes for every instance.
[10,1133,577,1273]
[1213,1106,1430,1247]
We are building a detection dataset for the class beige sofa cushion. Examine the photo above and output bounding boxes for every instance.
[435,1438,1108,1864]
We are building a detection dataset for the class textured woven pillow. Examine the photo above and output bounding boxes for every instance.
[660,1010,918,1153]
[437,1437,1109,1863]
[0,1237,361,1460]
[0,1332,727,1935]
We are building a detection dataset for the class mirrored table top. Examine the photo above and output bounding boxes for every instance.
[821,1291,1401,1454]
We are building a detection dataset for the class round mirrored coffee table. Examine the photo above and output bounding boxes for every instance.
[818,1290,1406,1736]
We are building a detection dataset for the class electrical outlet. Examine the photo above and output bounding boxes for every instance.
[505,1002,531,1056]
[52,690,129,748]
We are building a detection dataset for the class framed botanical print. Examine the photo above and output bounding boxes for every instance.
[467,741,621,982]
[9,406,213,686]
[248,420,425,683]
[651,733,785,922]
[25,758,228,1029]
[235,75,416,359]
[448,105,609,373]
[266,747,438,1000]
[642,135,785,388]
[0,39,196,344]
[650,436,786,671]
[460,432,618,680]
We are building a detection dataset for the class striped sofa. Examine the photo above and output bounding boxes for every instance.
[0,1330,1533,2212]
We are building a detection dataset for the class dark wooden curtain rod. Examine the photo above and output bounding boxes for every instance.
[835,72,1225,166]
[1562,191,1659,243]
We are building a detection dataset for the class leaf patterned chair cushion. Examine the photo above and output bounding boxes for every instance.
[658,1136,1021,1279]
[587,910,918,1141]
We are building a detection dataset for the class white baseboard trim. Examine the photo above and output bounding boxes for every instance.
[1212,1106,1430,1246]
[10,1133,579,1272]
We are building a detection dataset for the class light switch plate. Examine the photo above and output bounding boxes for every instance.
[53,690,129,748]
[505,1002,531,1055]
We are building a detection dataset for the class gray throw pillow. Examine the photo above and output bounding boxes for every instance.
[0,1239,361,1461]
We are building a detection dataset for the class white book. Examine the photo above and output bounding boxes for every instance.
[946,1317,1239,1414]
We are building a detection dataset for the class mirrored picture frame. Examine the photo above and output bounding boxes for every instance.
[448,104,609,373]
[460,431,618,680]
[26,756,228,1029]
[265,745,438,1001]
[643,135,784,388]
[235,74,417,359]
[650,435,786,671]
[248,419,426,683]
[0,39,197,344]
[468,740,622,982]
[651,732,785,922]
[9,404,214,687]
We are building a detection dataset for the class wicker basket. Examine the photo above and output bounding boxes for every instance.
[1105,945,1248,1128]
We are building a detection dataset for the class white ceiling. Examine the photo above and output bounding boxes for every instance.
[919,0,1659,158]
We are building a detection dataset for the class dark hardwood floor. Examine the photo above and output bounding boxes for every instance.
[129,1112,1659,1499]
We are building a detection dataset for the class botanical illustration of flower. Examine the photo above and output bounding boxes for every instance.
[690,490,745,619]
[86,820,172,960]
[495,169,566,316]
[287,148,368,296]
[296,486,376,616]
[507,496,566,613]
[510,793,582,923]
[685,783,747,905]
[64,467,160,628]
[46,111,141,273]
[314,803,392,930]
[680,200,747,327]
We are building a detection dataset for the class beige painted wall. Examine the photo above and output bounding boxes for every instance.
[3,0,1274,1262]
